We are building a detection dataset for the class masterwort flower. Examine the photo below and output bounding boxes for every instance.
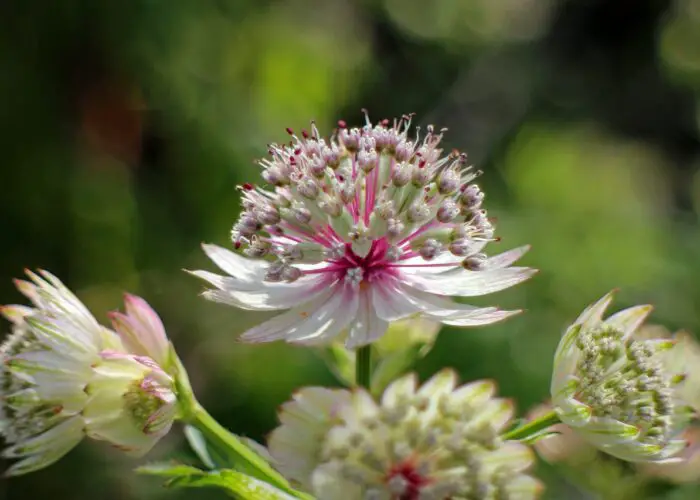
[191,114,535,347]
[550,292,693,463]
[268,370,542,499]
[0,270,177,476]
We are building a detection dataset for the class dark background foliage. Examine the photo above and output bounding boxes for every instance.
[2,0,700,498]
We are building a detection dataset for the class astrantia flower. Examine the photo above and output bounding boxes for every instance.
[190,114,535,347]
[268,370,542,499]
[551,292,692,463]
[0,270,177,476]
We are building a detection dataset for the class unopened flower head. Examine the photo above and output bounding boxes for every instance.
[269,370,542,499]
[0,270,177,476]
[191,114,535,348]
[551,292,693,463]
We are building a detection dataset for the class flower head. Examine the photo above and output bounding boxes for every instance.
[269,370,542,499]
[0,270,177,476]
[550,292,692,463]
[191,114,534,348]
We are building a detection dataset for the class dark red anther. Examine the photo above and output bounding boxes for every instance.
[381,119,389,126]
[234,241,242,249]
[294,148,302,155]
[419,159,427,168]
[243,183,254,191]
[338,119,347,128]
[285,127,294,135]
[289,156,297,165]
[301,129,309,139]
[338,175,345,182]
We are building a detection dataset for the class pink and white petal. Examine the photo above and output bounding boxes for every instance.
[603,304,653,341]
[30,270,103,345]
[0,305,33,324]
[290,283,361,345]
[482,245,531,269]
[25,314,99,357]
[110,294,170,366]
[397,252,462,275]
[396,283,520,326]
[200,275,333,311]
[346,287,389,349]
[239,286,339,343]
[402,267,536,297]
[371,280,422,321]
[201,243,267,283]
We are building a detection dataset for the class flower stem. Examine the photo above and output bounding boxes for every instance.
[170,346,313,498]
[502,410,561,441]
[186,403,313,499]
[356,345,371,389]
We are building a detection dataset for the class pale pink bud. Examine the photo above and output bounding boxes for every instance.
[109,294,170,368]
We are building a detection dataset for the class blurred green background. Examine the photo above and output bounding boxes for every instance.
[3,0,700,498]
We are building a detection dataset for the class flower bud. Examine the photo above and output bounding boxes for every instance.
[551,292,691,463]
[0,271,179,476]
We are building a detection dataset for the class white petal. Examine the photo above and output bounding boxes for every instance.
[240,283,356,344]
[604,304,653,341]
[196,273,333,311]
[576,416,640,446]
[554,396,592,428]
[397,283,521,326]
[3,416,83,459]
[551,325,582,395]
[401,267,536,297]
[25,314,99,358]
[346,287,389,349]
[291,283,360,345]
[573,291,614,330]
[483,245,530,269]
[200,243,267,283]
[417,369,457,399]
[27,270,103,348]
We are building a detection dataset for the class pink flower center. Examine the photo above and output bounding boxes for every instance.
[386,460,433,500]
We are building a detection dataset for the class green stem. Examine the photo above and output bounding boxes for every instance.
[502,410,561,441]
[356,345,371,388]
[186,403,313,500]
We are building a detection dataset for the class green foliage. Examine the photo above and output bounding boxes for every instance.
[137,463,297,499]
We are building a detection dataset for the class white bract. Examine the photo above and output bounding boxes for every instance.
[0,271,177,476]
[190,114,534,348]
[551,291,693,463]
[268,370,542,499]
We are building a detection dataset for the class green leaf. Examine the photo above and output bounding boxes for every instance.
[138,463,303,499]
[518,429,562,445]
[136,461,205,477]
[319,344,355,387]
[184,425,217,468]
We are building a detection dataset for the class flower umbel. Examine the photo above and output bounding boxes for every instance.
[551,291,692,463]
[0,270,177,476]
[269,370,542,499]
[191,114,534,348]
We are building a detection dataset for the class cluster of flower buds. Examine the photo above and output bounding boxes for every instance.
[268,370,542,499]
[551,292,692,463]
[232,113,495,281]
[0,271,178,476]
